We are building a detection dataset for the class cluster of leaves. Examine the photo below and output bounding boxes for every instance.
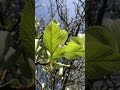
[35,20,85,89]
[0,0,34,89]
[86,18,120,79]
[2,0,120,89]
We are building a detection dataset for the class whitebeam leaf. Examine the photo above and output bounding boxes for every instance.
[64,37,85,60]
[102,19,120,52]
[20,0,35,60]
[86,26,120,79]
[43,21,68,57]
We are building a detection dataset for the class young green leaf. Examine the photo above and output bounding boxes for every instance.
[43,21,68,57]
[63,37,85,60]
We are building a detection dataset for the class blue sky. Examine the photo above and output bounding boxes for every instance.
[35,0,84,21]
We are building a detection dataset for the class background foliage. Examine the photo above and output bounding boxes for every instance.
[0,0,35,89]
[86,0,120,90]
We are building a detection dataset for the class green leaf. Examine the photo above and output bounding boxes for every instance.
[86,42,116,62]
[86,52,120,79]
[52,47,65,61]
[20,0,35,60]
[86,26,118,51]
[43,21,68,57]
[63,37,85,60]
[102,18,120,52]
[86,26,120,79]
[70,37,84,46]
[59,30,68,45]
